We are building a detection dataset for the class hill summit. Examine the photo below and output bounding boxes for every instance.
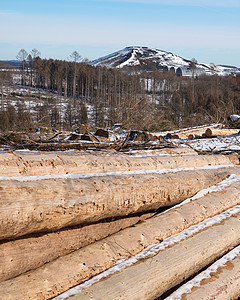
[91,46,240,76]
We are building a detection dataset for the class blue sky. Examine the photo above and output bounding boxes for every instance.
[0,0,240,66]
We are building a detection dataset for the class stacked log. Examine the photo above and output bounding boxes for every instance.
[167,245,240,299]
[1,173,240,298]
[182,256,240,300]
[0,151,240,299]
[205,127,214,137]
[0,212,154,283]
[0,167,239,282]
[188,133,202,140]
[0,151,238,177]
[1,167,239,240]
[188,127,240,140]
[204,127,240,138]
[165,133,179,139]
[73,212,240,300]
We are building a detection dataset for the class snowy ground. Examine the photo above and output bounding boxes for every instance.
[153,123,240,153]
[0,84,95,125]
[171,134,240,152]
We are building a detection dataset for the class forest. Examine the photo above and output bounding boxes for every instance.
[1,49,240,132]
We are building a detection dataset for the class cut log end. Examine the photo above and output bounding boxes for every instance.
[205,128,213,137]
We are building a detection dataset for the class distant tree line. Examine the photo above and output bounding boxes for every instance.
[0,49,240,132]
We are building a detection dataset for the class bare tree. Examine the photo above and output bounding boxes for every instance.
[16,49,28,85]
[70,51,81,106]
[188,58,197,78]
[188,58,198,107]
[0,63,11,108]
[30,49,41,87]
[31,48,41,59]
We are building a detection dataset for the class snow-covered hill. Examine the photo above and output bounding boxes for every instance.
[91,46,240,76]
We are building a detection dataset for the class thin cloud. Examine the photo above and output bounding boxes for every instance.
[100,0,240,7]
[0,10,20,16]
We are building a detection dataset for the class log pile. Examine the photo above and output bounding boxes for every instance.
[153,125,239,141]
[188,127,240,140]
[73,212,240,300]
[0,150,240,299]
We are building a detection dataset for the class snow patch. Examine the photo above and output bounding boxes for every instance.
[230,114,240,121]
[187,135,240,152]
